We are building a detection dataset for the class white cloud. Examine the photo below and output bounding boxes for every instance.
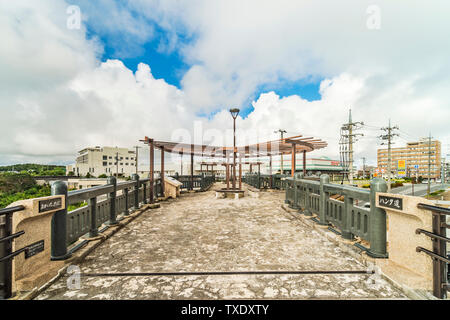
[1,0,449,168]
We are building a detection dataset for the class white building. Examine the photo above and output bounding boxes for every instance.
[66,146,137,178]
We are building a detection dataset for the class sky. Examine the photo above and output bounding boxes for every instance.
[0,0,449,169]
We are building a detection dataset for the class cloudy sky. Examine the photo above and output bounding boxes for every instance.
[0,0,449,168]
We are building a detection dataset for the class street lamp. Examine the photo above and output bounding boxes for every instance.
[230,108,240,189]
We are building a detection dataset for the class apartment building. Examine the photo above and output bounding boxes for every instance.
[377,140,441,179]
[66,146,137,177]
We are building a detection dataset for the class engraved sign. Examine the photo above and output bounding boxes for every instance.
[25,240,45,259]
[378,195,403,210]
[38,198,63,213]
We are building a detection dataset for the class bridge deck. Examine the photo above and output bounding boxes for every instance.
[36,183,406,300]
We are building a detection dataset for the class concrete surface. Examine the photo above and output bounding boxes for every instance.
[35,183,407,300]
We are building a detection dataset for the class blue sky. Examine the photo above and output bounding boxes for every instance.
[83,11,323,119]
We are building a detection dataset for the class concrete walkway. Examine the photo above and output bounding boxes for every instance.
[36,184,407,300]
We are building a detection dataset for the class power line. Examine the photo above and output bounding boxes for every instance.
[379,120,399,192]
[274,129,287,174]
[340,109,364,185]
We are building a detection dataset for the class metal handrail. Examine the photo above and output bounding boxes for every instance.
[1,205,26,299]
[417,203,450,215]
[0,205,25,216]
[415,202,449,299]
[416,229,450,243]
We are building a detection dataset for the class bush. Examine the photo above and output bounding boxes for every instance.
[391,182,404,188]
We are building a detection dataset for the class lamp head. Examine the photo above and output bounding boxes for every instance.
[229,108,240,119]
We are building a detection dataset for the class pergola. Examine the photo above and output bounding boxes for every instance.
[140,135,327,201]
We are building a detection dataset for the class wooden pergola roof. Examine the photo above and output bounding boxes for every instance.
[141,135,327,158]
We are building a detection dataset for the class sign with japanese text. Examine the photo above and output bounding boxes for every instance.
[378,195,403,210]
[38,197,63,213]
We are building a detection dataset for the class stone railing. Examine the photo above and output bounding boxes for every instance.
[285,173,388,258]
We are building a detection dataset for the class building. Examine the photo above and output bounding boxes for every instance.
[271,156,347,177]
[66,146,137,178]
[377,140,441,180]
[357,166,376,179]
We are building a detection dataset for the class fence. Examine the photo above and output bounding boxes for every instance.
[0,205,26,299]
[415,203,449,299]
[243,174,289,190]
[171,174,215,191]
[285,173,388,258]
[51,175,162,261]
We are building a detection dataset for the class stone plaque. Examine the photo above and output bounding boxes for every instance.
[25,240,45,259]
[378,195,403,211]
[38,197,63,213]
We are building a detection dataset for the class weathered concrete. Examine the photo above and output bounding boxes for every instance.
[35,183,407,300]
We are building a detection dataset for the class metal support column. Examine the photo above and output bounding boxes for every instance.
[51,181,71,260]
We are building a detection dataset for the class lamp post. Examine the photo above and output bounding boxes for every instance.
[230,108,240,190]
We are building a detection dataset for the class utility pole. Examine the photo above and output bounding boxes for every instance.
[133,146,141,175]
[380,119,399,192]
[362,157,366,180]
[275,129,287,174]
[115,149,119,178]
[419,135,435,196]
[340,109,363,185]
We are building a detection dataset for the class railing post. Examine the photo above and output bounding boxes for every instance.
[2,211,13,298]
[51,181,71,260]
[292,174,299,210]
[132,174,140,209]
[318,174,329,225]
[257,172,261,189]
[432,213,447,299]
[143,181,147,204]
[88,196,98,238]
[341,193,354,240]
[106,176,118,226]
[124,188,129,216]
[303,181,312,216]
[367,178,388,258]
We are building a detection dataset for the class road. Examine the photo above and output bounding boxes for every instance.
[391,183,448,197]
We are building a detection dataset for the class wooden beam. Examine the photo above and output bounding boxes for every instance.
[291,144,296,177]
[149,138,154,204]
